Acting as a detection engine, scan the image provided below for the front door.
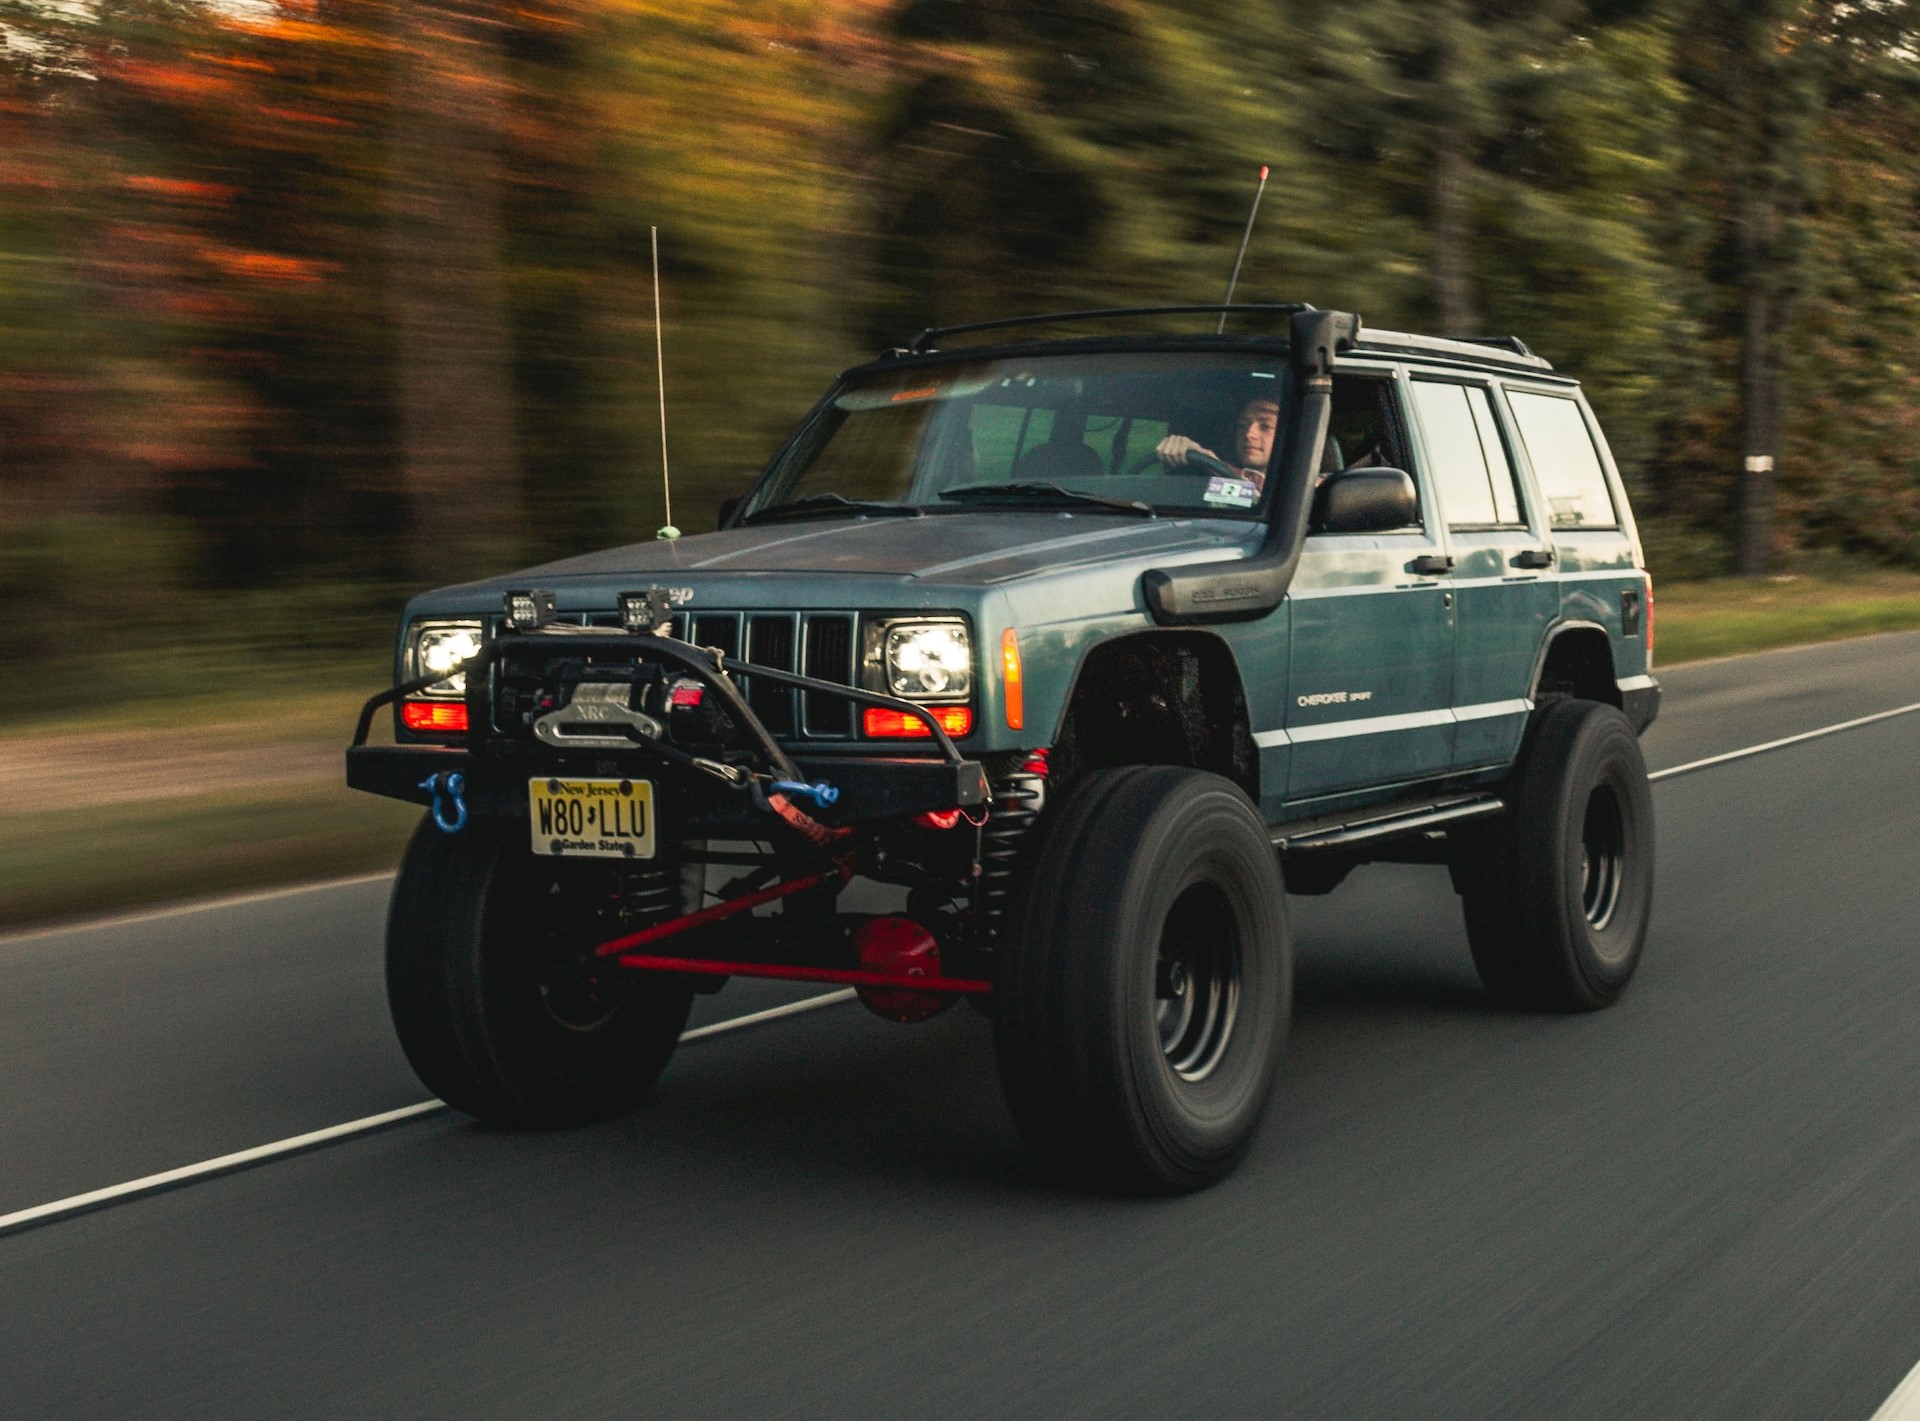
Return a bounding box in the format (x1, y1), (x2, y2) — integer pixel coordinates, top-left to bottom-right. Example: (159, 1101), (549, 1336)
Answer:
(1283, 370), (1455, 804)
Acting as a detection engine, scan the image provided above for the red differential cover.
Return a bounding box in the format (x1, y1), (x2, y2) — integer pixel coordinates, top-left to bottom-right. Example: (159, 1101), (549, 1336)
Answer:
(853, 917), (951, 1024)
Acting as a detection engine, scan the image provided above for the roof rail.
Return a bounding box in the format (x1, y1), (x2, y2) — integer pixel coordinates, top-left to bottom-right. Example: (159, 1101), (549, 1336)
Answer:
(1458, 335), (1537, 359)
(899, 303), (1317, 356)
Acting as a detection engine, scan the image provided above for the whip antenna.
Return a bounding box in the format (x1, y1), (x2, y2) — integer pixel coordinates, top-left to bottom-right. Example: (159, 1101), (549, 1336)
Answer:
(1217, 165), (1270, 333)
(651, 225), (679, 540)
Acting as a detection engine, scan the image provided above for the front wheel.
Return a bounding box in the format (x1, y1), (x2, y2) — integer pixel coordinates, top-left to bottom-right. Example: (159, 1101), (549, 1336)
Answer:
(1454, 699), (1655, 1011)
(994, 766), (1292, 1194)
(386, 818), (694, 1126)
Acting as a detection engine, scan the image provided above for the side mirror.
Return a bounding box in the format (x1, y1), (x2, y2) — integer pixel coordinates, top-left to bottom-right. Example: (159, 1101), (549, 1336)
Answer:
(1312, 468), (1418, 535)
(717, 494), (745, 530)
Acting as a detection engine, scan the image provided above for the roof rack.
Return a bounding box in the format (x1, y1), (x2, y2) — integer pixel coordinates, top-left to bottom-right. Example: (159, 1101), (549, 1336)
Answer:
(899, 303), (1317, 356)
(1352, 327), (1555, 372)
(1459, 335), (1538, 359)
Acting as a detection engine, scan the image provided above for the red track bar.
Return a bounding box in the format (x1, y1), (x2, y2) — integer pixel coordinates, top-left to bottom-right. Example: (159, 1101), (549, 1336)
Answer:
(613, 952), (992, 995)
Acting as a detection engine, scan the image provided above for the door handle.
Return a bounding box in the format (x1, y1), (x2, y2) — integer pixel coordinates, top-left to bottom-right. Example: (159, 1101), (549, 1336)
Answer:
(1408, 555), (1454, 576)
(1511, 548), (1556, 570)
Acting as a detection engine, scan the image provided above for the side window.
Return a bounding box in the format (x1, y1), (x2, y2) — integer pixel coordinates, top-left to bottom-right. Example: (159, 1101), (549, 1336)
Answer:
(1505, 391), (1618, 529)
(1322, 372), (1420, 527)
(1411, 380), (1524, 528)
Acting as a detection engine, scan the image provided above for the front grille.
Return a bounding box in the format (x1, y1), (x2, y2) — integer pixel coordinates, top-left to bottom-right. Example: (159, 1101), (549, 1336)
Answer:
(668, 610), (859, 742)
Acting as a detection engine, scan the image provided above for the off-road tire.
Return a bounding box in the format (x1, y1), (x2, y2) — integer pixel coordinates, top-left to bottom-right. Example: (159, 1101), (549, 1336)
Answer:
(994, 766), (1291, 1194)
(386, 817), (693, 1126)
(1454, 699), (1655, 1012)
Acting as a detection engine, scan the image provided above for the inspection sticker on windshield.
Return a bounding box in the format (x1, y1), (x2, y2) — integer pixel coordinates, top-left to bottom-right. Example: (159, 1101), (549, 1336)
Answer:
(1203, 475), (1260, 509)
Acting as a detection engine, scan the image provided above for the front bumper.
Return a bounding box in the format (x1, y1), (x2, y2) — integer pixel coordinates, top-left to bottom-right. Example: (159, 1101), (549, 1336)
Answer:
(347, 744), (987, 827)
(347, 626), (990, 829)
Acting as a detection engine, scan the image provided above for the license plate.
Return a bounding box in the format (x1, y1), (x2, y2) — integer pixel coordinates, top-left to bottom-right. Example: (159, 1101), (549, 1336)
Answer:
(528, 777), (655, 859)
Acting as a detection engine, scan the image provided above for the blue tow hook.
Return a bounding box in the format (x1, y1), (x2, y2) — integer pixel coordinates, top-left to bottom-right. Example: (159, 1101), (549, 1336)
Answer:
(769, 779), (839, 808)
(419, 771), (469, 833)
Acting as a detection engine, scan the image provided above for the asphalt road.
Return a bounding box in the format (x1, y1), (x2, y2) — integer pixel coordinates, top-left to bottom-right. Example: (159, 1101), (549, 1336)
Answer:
(5, 632), (1920, 1419)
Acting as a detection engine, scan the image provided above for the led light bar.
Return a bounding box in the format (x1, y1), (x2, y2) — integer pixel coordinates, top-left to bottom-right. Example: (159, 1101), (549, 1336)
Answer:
(502, 589), (556, 631)
(618, 588), (674, 634)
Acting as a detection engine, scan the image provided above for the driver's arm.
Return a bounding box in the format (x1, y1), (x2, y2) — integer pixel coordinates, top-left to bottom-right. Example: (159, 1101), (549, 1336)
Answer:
(1155, 434), (1220, 469)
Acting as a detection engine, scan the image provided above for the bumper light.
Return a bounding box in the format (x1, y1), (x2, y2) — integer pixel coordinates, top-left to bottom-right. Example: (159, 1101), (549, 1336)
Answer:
(403, 700), (469, 734)
(864, 705), (971, 739)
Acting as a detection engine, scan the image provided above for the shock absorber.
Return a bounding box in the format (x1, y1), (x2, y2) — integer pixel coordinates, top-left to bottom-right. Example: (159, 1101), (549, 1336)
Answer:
(974, 751), (1049, 944)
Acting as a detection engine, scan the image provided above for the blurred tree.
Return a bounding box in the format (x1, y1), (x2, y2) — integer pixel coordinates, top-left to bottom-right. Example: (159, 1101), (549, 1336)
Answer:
(1671, 0), (1920, 573)
(387, 0), (523, 584)
(4, 0), (1920, 714)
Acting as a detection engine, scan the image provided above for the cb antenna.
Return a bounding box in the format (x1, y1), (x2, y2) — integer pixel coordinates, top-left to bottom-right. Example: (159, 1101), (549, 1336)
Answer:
(1216, 164), (1270, 334)
(651, 225), (679, 540)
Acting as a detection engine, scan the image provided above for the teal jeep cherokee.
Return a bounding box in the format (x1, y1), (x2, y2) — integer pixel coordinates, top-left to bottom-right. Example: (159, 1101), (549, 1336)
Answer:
(348, 305), (1658, 1194)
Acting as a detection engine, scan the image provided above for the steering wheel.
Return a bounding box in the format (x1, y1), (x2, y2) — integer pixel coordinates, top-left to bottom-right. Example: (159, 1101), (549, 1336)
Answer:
(1124, 448), (1241, 479)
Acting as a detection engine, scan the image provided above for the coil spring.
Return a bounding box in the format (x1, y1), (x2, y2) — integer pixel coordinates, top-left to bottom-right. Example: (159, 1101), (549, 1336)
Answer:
(617, 860), (683, 926)
(975, 770), (1046, 944)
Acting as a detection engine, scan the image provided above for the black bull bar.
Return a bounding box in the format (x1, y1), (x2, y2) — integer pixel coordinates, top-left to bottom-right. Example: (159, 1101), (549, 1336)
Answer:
(345, 628), (991, 827)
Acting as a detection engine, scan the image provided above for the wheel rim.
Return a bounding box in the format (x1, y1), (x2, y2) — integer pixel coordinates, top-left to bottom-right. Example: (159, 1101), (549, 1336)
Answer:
(1154, 882), (1242, 1083)
(1580, 784), (1626, 935)
(529, 874), (626, 1033)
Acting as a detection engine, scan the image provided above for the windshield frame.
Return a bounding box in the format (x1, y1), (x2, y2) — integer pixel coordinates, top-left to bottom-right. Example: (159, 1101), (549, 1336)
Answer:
(737, 340), (1299, 526)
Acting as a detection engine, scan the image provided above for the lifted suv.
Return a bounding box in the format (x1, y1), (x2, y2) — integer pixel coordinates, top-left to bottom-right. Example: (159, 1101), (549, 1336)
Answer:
(349, 305), (1658, 1194)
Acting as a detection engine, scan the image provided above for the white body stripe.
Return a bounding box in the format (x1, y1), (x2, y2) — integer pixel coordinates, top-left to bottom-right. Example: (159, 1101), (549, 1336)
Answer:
(1256, 698), (1532, 747)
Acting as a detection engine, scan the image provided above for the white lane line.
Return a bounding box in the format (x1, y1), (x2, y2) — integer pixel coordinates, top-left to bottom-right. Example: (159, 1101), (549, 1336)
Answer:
(0, 1102), (444, 1237)
(681, 987), (856, 1041)
(0, 988), (856, 1240)
(1871, 1356), (1920, 1421)
(1648, 701), (1920, 784)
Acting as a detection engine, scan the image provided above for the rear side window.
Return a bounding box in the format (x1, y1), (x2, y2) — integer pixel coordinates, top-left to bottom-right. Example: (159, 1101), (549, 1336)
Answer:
(1506, 391), (1618, 529)
(1410, 380), (1523, 527)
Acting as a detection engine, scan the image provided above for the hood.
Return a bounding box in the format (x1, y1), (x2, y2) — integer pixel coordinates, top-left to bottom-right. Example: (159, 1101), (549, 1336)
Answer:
(498, 512), (1259, 590)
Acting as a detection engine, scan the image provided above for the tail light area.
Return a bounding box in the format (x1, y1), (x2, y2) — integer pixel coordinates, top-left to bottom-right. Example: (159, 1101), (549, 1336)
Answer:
(1645, 573), (1656, 664)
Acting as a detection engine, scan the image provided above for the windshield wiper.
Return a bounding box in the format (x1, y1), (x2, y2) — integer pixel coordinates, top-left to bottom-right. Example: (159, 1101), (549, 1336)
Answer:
(744, 492), (925, 523)
(937, 482), (1156, 517)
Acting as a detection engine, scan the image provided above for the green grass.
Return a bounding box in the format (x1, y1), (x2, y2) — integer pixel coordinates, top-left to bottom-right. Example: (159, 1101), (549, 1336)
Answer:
(0, 782), (419, 932)
(1654, 572), (1920, 665)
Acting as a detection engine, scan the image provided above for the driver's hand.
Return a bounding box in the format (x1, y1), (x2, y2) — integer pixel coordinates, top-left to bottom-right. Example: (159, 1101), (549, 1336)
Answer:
(1155, 435), (1216, 469)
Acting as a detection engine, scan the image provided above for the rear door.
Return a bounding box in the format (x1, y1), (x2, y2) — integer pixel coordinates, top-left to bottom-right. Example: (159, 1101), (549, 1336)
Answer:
(1283, 367), (1456, 804)
(1406, 374), (1556, 770)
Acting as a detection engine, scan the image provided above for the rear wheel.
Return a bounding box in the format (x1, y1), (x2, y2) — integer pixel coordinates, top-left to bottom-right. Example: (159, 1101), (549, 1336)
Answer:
(994, 766), (1291, 1194)
(386, 818), (693, 1126)
(1454, 699), (1655, 1011)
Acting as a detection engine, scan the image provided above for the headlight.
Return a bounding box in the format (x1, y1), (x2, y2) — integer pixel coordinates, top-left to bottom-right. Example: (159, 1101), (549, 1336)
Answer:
(884, 621), (972, 700)
(411, 621), (484, 697)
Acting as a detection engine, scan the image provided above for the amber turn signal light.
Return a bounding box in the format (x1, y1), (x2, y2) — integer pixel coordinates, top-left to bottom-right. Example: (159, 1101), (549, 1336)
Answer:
(1001, 628), (1024, 731)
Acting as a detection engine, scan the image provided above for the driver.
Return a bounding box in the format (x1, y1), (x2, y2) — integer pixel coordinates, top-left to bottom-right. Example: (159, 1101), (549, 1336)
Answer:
(1154, 396), (1280, 490)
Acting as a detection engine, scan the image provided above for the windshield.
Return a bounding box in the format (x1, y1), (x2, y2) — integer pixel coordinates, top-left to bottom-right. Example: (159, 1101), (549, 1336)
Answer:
(745, 353), (1293, 521)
